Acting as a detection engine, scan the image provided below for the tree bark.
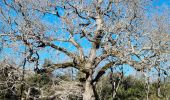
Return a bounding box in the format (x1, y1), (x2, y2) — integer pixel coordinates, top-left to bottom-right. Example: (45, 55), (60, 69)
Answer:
(83, 72), (98, 100)
(83, 81), (95, 100)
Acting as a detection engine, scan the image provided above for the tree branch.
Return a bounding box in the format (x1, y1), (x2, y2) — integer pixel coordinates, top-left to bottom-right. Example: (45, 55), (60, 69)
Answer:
(67, 2), (89, 20)
(95, 50), (122, 66)
(45, 42), (77, 59)
(51, 62), (79, 69)
(92, 62), (115, 83)
(69, 37), (84, 61)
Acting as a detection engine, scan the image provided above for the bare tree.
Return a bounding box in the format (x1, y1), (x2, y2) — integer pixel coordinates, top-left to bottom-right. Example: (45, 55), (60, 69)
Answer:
(0, 0), (154, 100)
(136, 6), (170, 99)
(151, 14), (170, 98)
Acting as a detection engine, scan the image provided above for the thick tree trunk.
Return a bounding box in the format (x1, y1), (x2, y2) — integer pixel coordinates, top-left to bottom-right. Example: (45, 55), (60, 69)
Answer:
(83, 74), (98, 100)
(83, 81), (95, 100)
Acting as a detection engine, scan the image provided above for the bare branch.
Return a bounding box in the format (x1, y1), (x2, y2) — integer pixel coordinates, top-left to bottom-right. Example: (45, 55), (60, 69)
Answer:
(51, 62), (78, 69)
(45, 42), (77, 59)
(92, 62), (115, 83)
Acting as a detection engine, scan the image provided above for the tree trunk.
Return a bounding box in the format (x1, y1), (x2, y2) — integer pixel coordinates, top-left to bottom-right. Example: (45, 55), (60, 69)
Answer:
(83, 81), (95, 100)
(83, 74), (97, 100)
(157, 67), (161, 98)
(112, 85), (117, 98)
(146, 77), (150, 100)
(110, 66), (123, 99)
(110, 67), (117, 99)
(144, 69), (150, 100)
(146, 72), (150, 100)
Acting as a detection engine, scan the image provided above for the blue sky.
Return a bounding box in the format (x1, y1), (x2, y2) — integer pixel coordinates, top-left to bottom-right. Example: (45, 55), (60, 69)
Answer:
(0, 0), (170, 76)
(154, 0), (170, 6)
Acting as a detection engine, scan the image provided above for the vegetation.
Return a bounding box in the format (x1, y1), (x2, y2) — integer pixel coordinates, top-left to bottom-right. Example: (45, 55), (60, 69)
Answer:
(0, 61), (170, 100)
